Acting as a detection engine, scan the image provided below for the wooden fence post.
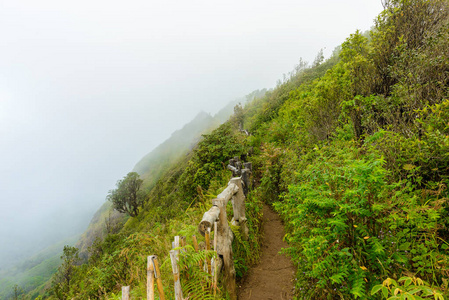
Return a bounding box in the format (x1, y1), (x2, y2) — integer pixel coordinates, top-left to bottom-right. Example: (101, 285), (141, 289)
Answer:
(195, 171), (252, 300)
(217, 199), (237, 300)
(169, 250), (183, 300)
(122, 286), (130, 300)
(229, 178), (249, 240)
(213, 221), (219, 296)
(147, 256), (155, 300)
(243, 162), (252, 171)
(152, 256), (166, 300)
(242, 162), (252, 196)
(205, 229), (212, 274)
(228, 158), (241, 176)
(173, 236), (180, 252)
(241, 169), (250, 196)
(192, 235), (199, 252)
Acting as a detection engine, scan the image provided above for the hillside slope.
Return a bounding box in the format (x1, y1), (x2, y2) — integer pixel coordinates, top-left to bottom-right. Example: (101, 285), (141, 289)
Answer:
(0, 235), (79, 300)
(18, 1), (449, 299)
(5, 99), (247, 299)
(133, 111), (216, 188)
(74, 101), (244, 261)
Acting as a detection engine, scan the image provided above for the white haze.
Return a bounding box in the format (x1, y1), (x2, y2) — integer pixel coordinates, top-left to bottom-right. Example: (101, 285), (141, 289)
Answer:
(0, 0), (383, 268)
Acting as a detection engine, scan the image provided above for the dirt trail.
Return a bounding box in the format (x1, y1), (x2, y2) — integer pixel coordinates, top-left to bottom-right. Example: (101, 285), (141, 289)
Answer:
(237, 203), (295, 300)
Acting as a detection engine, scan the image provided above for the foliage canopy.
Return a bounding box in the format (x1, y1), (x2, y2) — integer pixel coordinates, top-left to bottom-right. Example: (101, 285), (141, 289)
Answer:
(107, 172), (145, 217)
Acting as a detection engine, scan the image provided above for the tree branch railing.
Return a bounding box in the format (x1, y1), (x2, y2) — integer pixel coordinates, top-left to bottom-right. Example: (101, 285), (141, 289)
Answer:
(121, 158), (252, 300)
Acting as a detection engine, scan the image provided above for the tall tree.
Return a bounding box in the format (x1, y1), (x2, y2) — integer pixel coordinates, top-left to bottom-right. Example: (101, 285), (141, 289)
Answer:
(50, 245), (79, 299)
(107, 172), (145, 217)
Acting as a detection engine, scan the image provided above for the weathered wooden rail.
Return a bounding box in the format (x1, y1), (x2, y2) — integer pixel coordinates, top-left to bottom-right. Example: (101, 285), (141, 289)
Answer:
(121, 157), (252, 300)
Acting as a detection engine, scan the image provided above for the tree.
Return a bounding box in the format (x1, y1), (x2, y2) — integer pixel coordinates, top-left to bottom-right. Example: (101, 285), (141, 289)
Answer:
(107, 172), (145, 217)
(11, 284), (24, 300)
(50, 245), (79, 299)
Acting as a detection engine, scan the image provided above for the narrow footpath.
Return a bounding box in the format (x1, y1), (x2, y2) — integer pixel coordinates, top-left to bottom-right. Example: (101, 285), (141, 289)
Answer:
(237, 203), (295, 300)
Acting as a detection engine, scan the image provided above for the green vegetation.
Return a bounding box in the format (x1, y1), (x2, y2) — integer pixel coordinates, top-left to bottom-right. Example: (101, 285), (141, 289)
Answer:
(133, 111), (217, 191)
(107, 172), (145, 217)
(10, 0), (449, 298)
(240, 0), (449, 298)
(49, 246), (80, 299)
(0, 234), (79, 300)
(28, 107), (261, 299)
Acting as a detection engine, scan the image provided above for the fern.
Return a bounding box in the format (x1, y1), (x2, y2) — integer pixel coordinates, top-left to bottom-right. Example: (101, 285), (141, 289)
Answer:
(350, 271), (366, 299)
(177, 246), (219, 300)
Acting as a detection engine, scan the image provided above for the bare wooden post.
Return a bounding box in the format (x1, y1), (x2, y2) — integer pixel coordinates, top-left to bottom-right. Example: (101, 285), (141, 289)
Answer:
(180, 236), (186, 255)
(234, 156), (242, 174)
(229, 158), (236, 167)
(169, 250), (183, 300)
(228, 158), (241, 176)
(173, 236), (180, 249)
(242, 162), (252, 196)
(227, 164), (240, 176)
(230, 178), (249, 240)
(241, 169), (250, 196)
(147, 256), (155, 300)
(192, 235), (199, 252)
(205, 229), (212, 274)
(216, 199), (237, 300)
(236, 161), (242, 173)
(122, 286), (130, 300)
(213, 221), (218, 297)
(153, 256), (166, 300)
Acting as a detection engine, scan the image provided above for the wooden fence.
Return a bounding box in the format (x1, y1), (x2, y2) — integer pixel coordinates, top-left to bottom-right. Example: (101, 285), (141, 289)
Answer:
(121, 157), (252, 300)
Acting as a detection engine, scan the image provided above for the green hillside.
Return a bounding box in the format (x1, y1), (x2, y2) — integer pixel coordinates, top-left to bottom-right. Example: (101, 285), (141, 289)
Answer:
(0, 234), (79, 300)
(133, 111), (217, 189)
(74, 101), (245, 262)
(13, 0), (449, 299)
(1, 101), (243, 299)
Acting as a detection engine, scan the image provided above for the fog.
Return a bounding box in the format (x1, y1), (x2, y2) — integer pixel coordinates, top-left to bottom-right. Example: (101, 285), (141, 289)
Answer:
(0, 0), (383, 268)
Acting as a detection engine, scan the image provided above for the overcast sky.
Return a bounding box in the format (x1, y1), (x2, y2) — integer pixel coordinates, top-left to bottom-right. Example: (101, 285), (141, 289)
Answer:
(0, 0), (383, 267)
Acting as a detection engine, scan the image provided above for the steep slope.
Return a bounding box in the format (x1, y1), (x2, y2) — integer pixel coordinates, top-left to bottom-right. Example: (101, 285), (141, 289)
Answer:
(7, 100), (245, 299)
(0, 235), (79, 300)
(23, 2), (449, 299)
(133, 111), (216, 189)
(75, 103), (240, 259)
(238, 1), (449, 298)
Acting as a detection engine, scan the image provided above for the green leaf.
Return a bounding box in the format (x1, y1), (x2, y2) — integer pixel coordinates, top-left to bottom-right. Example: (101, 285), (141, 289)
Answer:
(435, 293), (444, 300)
(383, 286), (389, 298)
(399, 243), (411, 251)
(404, 278), (412, 287)
(408, 288), (422, 295)
(421, 287), (433, 296)
(372, 284), (383, 295)
(403, 164), (416, 170)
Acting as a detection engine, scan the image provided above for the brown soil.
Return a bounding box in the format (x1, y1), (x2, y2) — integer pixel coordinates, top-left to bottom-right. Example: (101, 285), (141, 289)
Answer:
(237, 203), (295, 300)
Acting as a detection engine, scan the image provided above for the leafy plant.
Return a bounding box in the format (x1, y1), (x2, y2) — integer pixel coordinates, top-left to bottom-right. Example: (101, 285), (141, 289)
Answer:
(371, 276), (445, 300)
(107, 172), (145, 217)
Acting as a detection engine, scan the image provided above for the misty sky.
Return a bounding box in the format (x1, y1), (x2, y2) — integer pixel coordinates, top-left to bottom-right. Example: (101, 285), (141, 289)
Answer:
(0, 0), (383, 267)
